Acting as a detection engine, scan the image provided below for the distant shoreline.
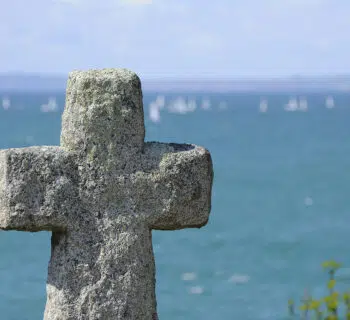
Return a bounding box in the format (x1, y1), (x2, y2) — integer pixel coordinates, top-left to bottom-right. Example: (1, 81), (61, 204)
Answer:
(0, 74), (349, 93)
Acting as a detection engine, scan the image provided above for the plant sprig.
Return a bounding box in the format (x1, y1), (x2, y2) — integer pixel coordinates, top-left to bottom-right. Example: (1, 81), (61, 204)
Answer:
(288, 260), (350, 320)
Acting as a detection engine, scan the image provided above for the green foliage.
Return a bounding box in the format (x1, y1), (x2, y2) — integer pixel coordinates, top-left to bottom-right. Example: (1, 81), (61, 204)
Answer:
(288, 260), (350, 320)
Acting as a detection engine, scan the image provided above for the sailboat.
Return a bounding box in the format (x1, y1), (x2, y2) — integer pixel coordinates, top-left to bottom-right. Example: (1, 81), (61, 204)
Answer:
(187, 98), (197, 112)
(259, 99), (268, 113)
(325, 96), (335, 109)
(40, 97), (58, 112)
(298, 97), (308, 111)
(148, 95), (167, 123)
(149, 102), (161, 123)
(284, 97), (298, 112)
(201, 98), (211, 110)
(2, 96), (10, 110)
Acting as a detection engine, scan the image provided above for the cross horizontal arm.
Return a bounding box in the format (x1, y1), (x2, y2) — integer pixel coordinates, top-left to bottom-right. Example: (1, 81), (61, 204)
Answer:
(132, 142), (213, 230)
(0, 146), (78, 231)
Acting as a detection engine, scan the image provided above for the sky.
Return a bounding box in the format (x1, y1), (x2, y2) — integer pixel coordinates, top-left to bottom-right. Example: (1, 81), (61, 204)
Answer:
(1, 0), (350, 78)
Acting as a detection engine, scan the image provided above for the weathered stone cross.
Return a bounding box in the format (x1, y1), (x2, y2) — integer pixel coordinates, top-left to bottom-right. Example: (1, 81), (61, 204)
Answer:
(0, 69), (213, 320)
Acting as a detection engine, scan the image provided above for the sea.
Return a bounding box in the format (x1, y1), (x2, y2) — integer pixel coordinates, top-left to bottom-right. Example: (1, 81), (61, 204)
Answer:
(0, 91), (349, 320)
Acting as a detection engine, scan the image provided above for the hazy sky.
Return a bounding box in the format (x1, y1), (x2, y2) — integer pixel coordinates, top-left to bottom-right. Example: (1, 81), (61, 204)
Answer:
(1, 0), (349, 78)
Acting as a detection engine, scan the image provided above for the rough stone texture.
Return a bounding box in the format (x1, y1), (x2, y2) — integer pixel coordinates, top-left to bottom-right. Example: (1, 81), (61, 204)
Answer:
(0, 68), (213, 320)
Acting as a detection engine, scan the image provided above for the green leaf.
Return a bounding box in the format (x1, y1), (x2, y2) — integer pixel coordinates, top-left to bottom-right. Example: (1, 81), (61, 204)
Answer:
(322, 260), (342, 270)
(309, 299), (321, 310)
(328, 279), (336, 290)
(299, 304), (309, 311)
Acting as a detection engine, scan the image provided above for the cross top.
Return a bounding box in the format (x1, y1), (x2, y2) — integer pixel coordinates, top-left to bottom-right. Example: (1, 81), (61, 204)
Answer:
(0, 69), (213, 319)
(61, 69), (145, 169)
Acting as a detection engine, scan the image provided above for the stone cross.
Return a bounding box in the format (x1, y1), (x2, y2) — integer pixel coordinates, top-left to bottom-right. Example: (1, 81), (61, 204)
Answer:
(0, 69), (213, 320)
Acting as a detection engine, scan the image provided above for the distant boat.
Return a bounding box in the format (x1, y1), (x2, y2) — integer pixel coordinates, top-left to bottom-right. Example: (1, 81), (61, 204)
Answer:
(148, 95), (166, 123)
(201, 98), (211, 110)
(1, 97), (10, 110)
(168, 97), (194, 114)
(325, 96), (335, 109)
(40, 97), (58, 112)
(187, 98), (197, 112)
(284, 97), (298, 112)
(259, 99), (268, 113)
(298, 97), (308, 111)
(149, 102), (161, 123)
(154, 95), (165, 109)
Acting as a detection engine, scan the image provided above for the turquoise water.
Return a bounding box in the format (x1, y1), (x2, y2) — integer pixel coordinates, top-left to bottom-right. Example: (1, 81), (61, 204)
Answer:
(0, 92), (350, 319)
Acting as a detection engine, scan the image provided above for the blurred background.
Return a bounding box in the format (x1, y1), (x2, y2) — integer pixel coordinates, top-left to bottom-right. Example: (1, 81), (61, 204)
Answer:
(0, 1), (350, 319)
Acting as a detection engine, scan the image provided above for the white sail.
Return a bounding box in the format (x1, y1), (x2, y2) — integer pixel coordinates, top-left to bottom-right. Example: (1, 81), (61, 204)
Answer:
(298, 97), (308, 111)
(41, 97), (58, 112)
(154, 95), (165, 109)
(259, 99), (268, 113)
(149, 102), (161, 123)
(325, 96), (335, 109)
(187, 98), (197, 112)
(2, 97), (10, 110)
(284, 97), (298, 112)
(168, 97), (197, 114)
(201, 98), (211, 110)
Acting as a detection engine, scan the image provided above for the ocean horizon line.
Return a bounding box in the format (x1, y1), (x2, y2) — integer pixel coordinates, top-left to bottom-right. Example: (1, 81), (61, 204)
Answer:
(0, 73), (350, 93)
